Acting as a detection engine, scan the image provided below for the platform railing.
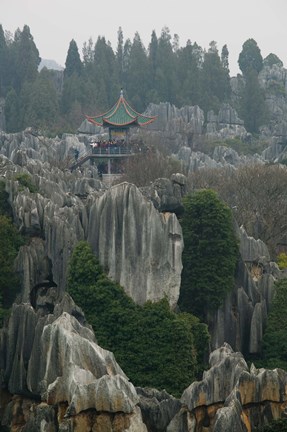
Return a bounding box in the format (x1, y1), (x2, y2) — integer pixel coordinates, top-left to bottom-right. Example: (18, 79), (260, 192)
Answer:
(89, 145), (133, 155)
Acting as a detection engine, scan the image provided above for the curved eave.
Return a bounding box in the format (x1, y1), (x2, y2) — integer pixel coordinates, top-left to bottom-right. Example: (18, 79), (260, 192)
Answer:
(85, 115), (103, 127)
(138, 116), (157, 126)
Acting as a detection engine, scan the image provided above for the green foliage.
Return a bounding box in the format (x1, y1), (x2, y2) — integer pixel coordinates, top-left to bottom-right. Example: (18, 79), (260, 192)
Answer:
(14, 173), (38, 193)
(260, 279), (287, 368)
(239, 69), (268, 133)
(11, 25), (41, 93)
(263, 53), (283, 68)
(0, 181), (12, 217)
(238, 38), (263, 75)
(19, 68), (60, 130)
(254, 418), (287, 432)
(179, 189), (239, 320)
(277, 253), (287, 270)
(199, 41), (231, 114)
(68, 241), (210, 397)
(4, 87), (19, 132)
(0, 215), (24, 323)
(64, 39), (82, 79)
(221, 137), (268, 156)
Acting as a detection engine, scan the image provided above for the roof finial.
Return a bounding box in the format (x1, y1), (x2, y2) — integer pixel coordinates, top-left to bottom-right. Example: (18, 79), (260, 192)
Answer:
(120, 88), (124, 98)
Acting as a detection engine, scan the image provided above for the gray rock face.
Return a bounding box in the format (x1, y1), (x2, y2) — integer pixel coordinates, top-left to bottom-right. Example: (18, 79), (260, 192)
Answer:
(0, 296), (147, 430)
(87, 182), (183, 307)
(136, 387), (181, 432)
(0, 131), (183, 307)
(140, 175), (186, 216)
(206, 104), (249, 141)
(177, 145), (264, 174)
(140, 102), (205, 152)
(208, 226), (277, 356)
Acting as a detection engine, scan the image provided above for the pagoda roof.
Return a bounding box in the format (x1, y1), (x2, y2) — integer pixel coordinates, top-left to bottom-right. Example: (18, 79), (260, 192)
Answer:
(86, 91), (157, 128)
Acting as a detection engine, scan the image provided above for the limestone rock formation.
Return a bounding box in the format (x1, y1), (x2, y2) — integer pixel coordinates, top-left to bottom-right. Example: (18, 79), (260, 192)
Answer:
(206, 103), (249, 141)
(136, 387), (181, 432)
(168, 343), (287, 432)
(140, 174), (186, 216)
(141, 102), (205, 152)
(0, 131), (183, 307)
(0, 295), (148, 431)
(208, 226), (278, 356)
(87, 182), (183, 307)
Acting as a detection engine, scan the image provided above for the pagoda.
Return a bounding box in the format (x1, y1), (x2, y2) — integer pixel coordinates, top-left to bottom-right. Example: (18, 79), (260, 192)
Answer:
(72, 91), (157, 182)
(85, 89), (157, 141)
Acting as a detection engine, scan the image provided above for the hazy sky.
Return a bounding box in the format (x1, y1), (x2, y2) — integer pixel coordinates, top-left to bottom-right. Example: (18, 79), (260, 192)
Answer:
(1, 0), (286, 76)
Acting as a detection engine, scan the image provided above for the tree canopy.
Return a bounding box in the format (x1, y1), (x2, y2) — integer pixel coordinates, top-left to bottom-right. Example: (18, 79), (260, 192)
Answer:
(179, 189), (239, 320)
(0, 23), (280, 137)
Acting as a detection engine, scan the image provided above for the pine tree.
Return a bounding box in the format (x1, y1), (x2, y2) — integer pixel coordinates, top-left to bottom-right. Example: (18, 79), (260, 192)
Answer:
(64, 39), (82, 79)
(177, 41), (201, 106)
(125, 32), (150, 111)
(12, 25), (40, 92)
(199, 41), (231, 114)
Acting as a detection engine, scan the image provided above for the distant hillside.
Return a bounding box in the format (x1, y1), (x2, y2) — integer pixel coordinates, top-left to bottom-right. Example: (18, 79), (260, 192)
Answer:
(38, 58), (64, 71)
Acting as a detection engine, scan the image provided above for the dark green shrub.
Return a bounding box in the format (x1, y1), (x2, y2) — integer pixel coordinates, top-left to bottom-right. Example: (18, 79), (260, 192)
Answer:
(14, 173), (38, 193)
(0, 215), (24, 325)
(67, 241), (210, 397)
(179, 189), (239, 320)
(0, 181), (12, 217)
(260, 279), (287, 368)
(254, 418), (287, 431)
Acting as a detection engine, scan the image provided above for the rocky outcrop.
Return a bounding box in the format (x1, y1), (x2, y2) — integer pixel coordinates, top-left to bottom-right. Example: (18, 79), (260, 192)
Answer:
(176, 145), (264, 174)
(206, 104), (249, 141)
(140, 174), (186, 216)
(87, 182), (183, 307)
(0, 131), (183, 307)
(136, 387), (181, 432)
(0, 295), (148, 431)
(138, 102), (205, 152)
(259, 63), (287, 141)
(168, 343), (287, 432)
(208, 226), (278, 355)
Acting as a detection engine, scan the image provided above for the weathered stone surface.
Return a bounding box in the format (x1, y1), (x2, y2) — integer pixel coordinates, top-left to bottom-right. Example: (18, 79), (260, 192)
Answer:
(178, 343), (287, 432)
(140, 175), (186, 216)
(136, 387), (181, 432)
(87, 182), (183, 307)
(1, 131), (183, 307)
(1, 298), (147, 430)
(206, 104), (249, 141)
(238, 225), (270, 262)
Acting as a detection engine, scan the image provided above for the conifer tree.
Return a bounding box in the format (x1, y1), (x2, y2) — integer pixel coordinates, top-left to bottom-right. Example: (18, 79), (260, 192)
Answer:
(64, 39), (83, 78)
(0, 25), (8, 97)
(12, 25), (40, 92)
(238, 38), (263, 76)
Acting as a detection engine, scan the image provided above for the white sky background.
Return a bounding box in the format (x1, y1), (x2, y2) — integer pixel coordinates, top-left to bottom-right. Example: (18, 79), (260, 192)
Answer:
(1, 0), (286, 77)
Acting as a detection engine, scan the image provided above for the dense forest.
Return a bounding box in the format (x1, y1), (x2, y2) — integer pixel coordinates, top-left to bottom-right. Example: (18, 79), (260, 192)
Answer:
(0, 24), (283, 135)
